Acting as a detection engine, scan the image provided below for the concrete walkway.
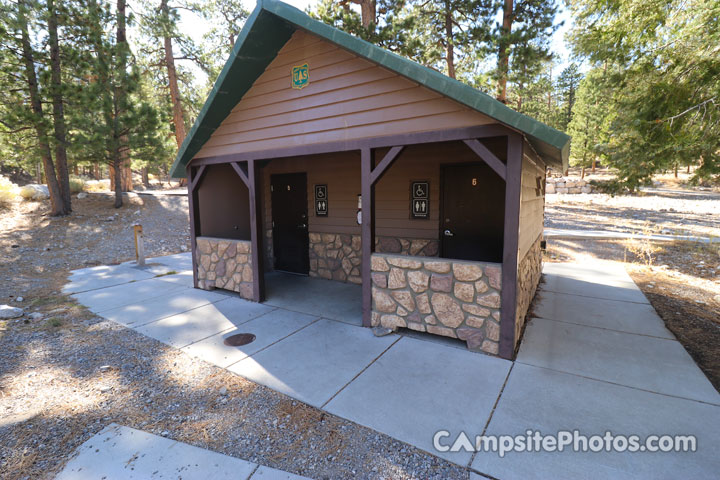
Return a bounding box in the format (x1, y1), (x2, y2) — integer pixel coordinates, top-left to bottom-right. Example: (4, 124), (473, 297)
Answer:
(65, 253), (720, 478)
(544, 227), (719, 244)
(55, 424), (309, 480)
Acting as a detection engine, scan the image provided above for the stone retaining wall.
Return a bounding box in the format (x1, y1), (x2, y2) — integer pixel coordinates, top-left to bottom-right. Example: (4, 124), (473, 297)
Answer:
(196, 237), (253, 300)
(371, 253), (502, 355)
(546, 176), (595, 194)
(515, 236), (543, 346)
(308, 233), (439, 284)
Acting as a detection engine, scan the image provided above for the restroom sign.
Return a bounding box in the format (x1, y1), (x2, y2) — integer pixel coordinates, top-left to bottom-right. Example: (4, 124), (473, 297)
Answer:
(411, 181), (429, 219)
(315, 184), (328, 216)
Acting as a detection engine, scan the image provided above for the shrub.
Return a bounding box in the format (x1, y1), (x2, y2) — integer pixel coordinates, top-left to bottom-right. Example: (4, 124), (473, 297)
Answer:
(84, 179), (110, 192)
(0, 175), (19, 207)
(69, 177), (85, 194)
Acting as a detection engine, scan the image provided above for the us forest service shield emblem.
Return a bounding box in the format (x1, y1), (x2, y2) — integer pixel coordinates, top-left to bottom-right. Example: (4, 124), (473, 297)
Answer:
(292, 63), (309, 89)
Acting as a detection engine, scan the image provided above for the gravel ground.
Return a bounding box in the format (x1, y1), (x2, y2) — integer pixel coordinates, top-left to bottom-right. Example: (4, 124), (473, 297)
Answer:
(0, 192), (469, 480)
(0, 192), (190, 300)
(1, 184), (717, 479)
(545, 187), (720, 238)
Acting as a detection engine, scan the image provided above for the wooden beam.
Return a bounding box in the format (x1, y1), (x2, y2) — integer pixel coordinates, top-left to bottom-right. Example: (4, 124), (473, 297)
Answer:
(247, 160), (264, 302)
(189, 164), (206, 192)
(190, 124), (513, 168)
(370, 146), (404, 185)
(186, 165), (200, 289)
(463, 139), (506, 181)
(499, 133), (523, 360)
(230, 161), (250, 187)
(360, 147), (374, 328)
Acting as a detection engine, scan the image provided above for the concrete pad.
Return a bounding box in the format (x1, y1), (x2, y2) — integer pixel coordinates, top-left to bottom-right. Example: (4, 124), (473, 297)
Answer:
(532, 290), (674, 338)
(264, 273), (362, 325)
(228, 319), (396, 407)
(153, 270), (194, 287)
(72, 278), (188, 314)
(325, 337), (511, 465)
(55, 424), (256, 480)
(541, 262), (649, 304)
(121, 252), (193, 273)
(63, 264), (157, 294)
(102, 288), (232, 328)
(250, 466), (311, 480)
(518, 317), (720, 404)
(182, 309), (318, 368)
(135, 299), (275, 348)
(472, 364), (720, 480)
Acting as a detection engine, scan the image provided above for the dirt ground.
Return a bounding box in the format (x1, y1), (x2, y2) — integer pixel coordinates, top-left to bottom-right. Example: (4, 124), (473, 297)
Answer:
(0, 192), (467, 480)
(1, 181), (718, 478)
(0, 192), (190, 300)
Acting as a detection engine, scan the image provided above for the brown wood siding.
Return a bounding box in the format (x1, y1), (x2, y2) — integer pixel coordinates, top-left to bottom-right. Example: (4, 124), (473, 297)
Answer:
(261, 141), (498, 241)
(197, 164), (251, 240)
(195, 29), (494, 159)
(517, 148), (546, 258)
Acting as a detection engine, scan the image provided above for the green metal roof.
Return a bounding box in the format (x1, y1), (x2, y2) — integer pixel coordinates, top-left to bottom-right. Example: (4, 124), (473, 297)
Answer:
(169, 0), (570, 178)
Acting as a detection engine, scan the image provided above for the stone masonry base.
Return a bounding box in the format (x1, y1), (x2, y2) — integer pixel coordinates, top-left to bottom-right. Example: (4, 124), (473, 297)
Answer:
(371, 253), (502, 355)
(515, 236), (543, 346)
(308, 233), (440, 284)
(196, 237), (253, 300)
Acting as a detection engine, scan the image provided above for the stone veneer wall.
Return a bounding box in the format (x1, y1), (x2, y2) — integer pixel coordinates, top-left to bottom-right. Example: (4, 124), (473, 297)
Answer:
(514, 235), (543, 346)
(371, 253), (502, 355)
(309, 233), (363, 284)
(196, 236), (253, 300)
(308, 233), (440, 284)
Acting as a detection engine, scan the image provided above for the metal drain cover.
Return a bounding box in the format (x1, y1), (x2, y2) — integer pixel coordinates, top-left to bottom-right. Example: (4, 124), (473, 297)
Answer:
(224, 333), (256, 347)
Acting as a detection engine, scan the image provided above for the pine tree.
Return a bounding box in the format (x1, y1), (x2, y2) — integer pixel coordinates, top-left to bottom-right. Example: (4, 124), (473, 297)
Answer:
(569, 0), (720, 187)
(567, 68), (612, 177)
(1, 0), (69, 215)
(73, 0), (162, 207)
(556, 63), (582, 131)
(496, 0), (559, 103)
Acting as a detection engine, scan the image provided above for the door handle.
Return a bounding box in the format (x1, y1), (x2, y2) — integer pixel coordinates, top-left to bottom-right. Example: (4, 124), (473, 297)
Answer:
(298, 223), (307, 229)
(444, 229), (454, 237)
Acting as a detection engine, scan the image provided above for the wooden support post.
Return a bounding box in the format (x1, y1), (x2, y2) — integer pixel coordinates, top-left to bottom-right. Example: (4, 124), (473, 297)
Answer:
(187, 164), (200, 289)
(361, 148), (374, 328)
(248, 160), (264, 302)
(499, 134), (523, 359)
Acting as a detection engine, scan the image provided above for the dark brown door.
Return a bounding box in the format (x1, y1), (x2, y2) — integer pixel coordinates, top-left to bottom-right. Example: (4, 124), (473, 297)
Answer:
(271, 173), (309, 274)
(441, 163), (505, 263)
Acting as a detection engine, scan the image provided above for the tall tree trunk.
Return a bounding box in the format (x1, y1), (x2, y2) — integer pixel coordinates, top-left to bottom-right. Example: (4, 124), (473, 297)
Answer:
(18, 2), (65, 216)
(591, 159), (596, 173)
(160, 0), (186, 150)
(142, 167), (149, 187)
(674, 163), (678, 178)
(581, 166), (585, 179)
(113, 0), (128, 208)
(47, 0), (71, 212)
(120, 133), (132, 191)
(444, 1), (455, 79)
(359, 0), (375, 28)
(113, 157), (123, 208)
(497, 0), (513, 103)
(687, 165), (690, 174)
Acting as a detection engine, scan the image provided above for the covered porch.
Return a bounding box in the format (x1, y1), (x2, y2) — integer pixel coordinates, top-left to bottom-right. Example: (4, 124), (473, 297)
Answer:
(186, 124), (528, 358)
